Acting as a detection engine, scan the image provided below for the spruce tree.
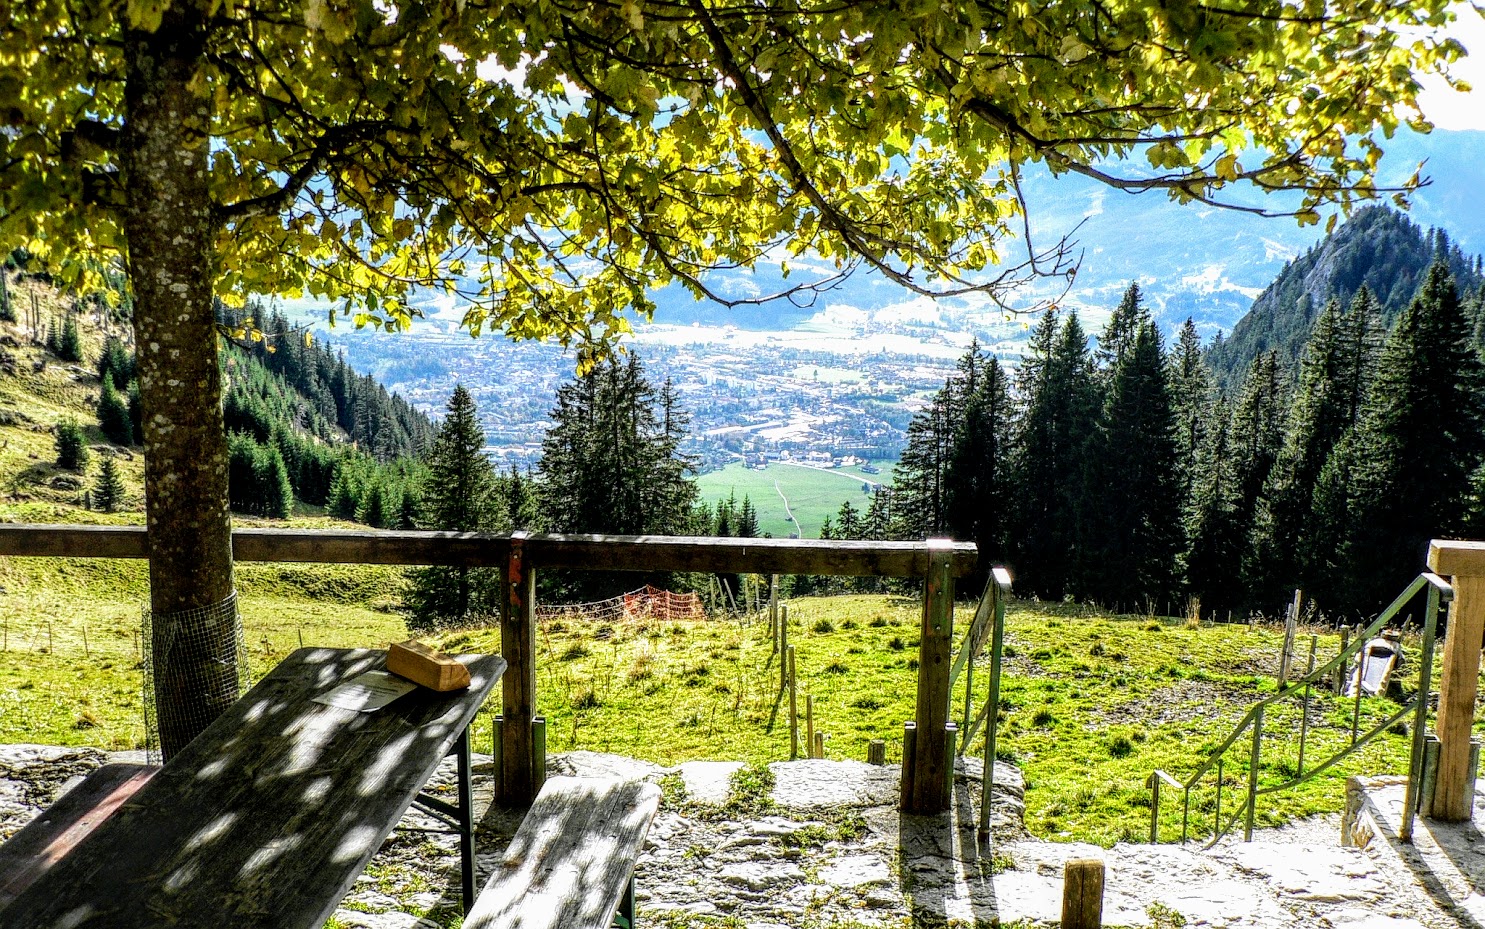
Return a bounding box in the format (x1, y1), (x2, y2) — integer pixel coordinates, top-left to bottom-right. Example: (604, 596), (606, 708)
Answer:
(1013, 310), (1099, 599)
(1085, 321), (1184, 610)
(1338, 262), (1485, 612)
(1185, 404), (1246, 616)
(57, 314), (83, 363)
(404, 385), (501, 627)
(97, 375), (133, 446)
(1224, 350), (1287, 604)
(54, 418), (88, 471)
(93, 456), (125, 512)
(1095, 282), (1147, 376)
(944, 352), (1016, 586)
(1247, 290), (1380, 603)
(536, 355), (698, 599)
(98, 336), (134, 389)
(255, 443), (294, 519)
(1168, 317), (1214, 504)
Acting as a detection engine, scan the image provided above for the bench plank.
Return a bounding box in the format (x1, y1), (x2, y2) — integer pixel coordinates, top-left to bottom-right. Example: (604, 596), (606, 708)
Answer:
(0, 648), (504, 929)
(0, 763), (159, 910)
(466, 776), (660, 929)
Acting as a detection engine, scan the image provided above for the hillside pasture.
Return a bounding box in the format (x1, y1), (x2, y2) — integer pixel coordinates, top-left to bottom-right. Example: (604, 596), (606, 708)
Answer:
(0, 558), (1446, 845)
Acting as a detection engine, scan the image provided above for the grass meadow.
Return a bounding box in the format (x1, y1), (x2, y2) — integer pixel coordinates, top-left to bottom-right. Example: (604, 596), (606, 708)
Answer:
(694, 461), (891, 538)
(0, 552), (1448, 846)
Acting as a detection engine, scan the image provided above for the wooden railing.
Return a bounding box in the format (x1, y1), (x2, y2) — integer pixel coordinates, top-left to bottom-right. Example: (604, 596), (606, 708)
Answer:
(0, 524), (977, 812)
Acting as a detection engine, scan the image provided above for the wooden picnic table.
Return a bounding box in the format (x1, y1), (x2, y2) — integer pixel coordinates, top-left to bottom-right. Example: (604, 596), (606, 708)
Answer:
(0, 646), (505, 929)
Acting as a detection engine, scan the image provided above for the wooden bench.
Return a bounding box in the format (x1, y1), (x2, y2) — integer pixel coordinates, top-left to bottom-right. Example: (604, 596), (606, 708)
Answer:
(0, 762), (159, 911)
(465, 775), (661, 929)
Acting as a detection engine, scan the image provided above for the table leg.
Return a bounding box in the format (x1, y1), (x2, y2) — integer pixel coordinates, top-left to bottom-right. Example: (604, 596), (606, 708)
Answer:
(456, 726), (475, 914)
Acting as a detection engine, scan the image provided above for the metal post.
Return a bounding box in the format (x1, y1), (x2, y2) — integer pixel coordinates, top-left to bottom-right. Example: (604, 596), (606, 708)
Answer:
(1245, 707), (1264, 841)
(979, 568), (1008, 838)
(455, 727), (475, 913)
(1403, 580), (1443, 840)
(1149, 775), (1161, 843)
(1214, 757), (1223, 838)
(769, 575), (779, 653)
(1298, 635), (1317, 776)
(1352, 650), (1365, 744)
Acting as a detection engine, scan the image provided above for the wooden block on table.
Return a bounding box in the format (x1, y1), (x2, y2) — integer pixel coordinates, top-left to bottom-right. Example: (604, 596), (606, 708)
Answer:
(388, 639), (471, 692)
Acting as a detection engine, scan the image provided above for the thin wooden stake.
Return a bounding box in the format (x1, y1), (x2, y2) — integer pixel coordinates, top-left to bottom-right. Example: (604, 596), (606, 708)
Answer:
(82, 622), (89, 658)
(814, 731), (824, 759)
(867, 739), (886, 765)
(806, 694), (816, 759)
(788, 645), (799, 759)
(1278, 589), (1301, 687)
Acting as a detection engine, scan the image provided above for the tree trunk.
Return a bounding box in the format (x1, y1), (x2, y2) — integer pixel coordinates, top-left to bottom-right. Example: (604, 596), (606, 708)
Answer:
(121, 7), (238, 759)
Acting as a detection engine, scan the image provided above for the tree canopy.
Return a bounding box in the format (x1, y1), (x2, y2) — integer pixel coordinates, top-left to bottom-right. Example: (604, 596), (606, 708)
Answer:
(1, 0), (1470, 752)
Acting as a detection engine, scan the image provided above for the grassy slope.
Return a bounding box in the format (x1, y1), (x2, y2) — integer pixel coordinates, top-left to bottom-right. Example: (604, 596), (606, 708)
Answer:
(0, 276), (1458, 846)
(694, 461), (889, 538)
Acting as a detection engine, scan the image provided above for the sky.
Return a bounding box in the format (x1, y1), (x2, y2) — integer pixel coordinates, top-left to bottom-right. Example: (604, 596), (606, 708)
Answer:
(1418, 3), (1485, 129)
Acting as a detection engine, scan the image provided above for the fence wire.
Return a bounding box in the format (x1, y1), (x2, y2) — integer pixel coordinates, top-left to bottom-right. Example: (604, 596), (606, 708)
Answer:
(142, 592), (250, 763)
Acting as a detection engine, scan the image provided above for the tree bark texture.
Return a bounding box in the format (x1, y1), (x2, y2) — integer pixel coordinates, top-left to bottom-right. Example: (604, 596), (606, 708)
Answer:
(121, 8), (239, 759)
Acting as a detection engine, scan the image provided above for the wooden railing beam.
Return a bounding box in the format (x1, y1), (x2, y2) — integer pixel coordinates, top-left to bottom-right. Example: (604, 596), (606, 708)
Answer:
(0, 525), (976, 577)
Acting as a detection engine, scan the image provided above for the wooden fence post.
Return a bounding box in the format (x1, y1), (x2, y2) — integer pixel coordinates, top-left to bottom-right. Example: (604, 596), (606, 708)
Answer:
(1427, 540), (1485, 821)
(500, 530), (537, 807)
(1062, 859), (1105, 929)
(904, 539), (954, 813)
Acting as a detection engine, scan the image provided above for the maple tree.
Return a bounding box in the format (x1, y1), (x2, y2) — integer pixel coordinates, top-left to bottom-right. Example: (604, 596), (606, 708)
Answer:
(0, 0), (1468, 752)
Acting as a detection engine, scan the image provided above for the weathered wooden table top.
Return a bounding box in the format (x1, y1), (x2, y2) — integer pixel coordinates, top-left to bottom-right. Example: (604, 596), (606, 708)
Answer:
(0, 647), (505, 929)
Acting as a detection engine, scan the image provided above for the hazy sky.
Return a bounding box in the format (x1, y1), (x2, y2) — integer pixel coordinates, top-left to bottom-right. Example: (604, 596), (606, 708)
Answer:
(1418, 4), (1485, 130)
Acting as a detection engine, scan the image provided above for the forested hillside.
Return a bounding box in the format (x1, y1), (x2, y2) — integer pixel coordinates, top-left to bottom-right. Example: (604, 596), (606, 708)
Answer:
(0, 255), (435, 525)
(1209, 207), (1484, 387)
(856, 263), (1485, 621)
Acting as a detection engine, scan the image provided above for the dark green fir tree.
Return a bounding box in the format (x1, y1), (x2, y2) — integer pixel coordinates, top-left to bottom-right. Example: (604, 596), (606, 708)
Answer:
(1085, 321), (1184, 610)
(404, 384), (501, 628)
(1338, 262), (1485, 613)
(92, 456), (126, 512)
(54, 418), (88, 471)
(97, 375), (133, 446)
(1013, 310), (1099, 599)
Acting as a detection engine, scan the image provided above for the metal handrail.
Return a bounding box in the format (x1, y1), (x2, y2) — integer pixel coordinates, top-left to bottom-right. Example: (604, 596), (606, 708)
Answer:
(950, 567), (1013, 838)
(1148, 572), (1450, 846)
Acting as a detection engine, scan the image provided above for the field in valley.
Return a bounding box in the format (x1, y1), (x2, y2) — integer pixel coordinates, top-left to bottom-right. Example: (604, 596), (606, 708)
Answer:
(694, 460), (891, 538)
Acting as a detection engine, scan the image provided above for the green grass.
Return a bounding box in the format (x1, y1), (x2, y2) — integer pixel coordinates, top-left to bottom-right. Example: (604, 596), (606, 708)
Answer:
(0, 552), (1464, 847)
(694, 461), (891, 538)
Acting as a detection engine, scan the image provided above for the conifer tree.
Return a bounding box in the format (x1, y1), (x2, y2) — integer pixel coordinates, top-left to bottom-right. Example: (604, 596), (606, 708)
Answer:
(1225, 351), (1287, 601)
(944, 353), (1016, 585)
(1085, 321), (1184, 609)
(1248, 289), (1381, 603)
(1013, 311), (1099, 599)
(1168, 318), (1214, 504)
(255, 443), (294, 519)
(93, 456), (125, 512)
(1185, 404), (1246, 615)
(97, 375), (133, 446)
(404, 385), (501, 628)
(327, 467), (361, 521)
(1096, 283), (1147, 376)
(1338, 262), (1485, 612)
(98, 336), (134, 389)
(57, 314), (83, 363)
(54, 418), (88, 471)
